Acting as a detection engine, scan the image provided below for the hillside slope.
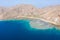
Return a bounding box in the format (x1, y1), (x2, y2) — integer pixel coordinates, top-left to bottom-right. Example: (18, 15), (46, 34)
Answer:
(0, 4), (60, 28)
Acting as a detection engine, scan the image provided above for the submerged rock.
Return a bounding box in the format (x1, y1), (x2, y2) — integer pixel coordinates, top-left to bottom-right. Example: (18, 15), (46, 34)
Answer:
(29, 19), (55, 29)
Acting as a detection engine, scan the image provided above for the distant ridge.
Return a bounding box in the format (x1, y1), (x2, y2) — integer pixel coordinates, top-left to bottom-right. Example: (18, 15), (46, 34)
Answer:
(0, 4), (60, 27)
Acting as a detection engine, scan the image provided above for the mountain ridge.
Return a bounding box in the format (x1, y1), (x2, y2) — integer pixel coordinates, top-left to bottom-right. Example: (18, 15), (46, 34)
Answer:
(0, 4), (60, 27)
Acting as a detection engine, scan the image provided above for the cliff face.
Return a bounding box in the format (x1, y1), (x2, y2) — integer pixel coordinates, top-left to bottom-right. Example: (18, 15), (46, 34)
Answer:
(0, 4), (60, 26)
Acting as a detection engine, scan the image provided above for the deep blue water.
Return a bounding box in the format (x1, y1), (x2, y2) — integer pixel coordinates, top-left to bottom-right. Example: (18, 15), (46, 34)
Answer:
(0, 20), (60, 40)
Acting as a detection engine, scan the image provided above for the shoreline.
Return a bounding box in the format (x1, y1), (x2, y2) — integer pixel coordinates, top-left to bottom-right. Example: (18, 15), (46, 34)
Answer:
(0, 17), (59, 30)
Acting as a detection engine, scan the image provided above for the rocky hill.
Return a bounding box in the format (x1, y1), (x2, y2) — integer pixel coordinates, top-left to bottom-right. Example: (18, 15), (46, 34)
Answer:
(40, 5), (60, 26)
(0, 4), (60, 27)
(3, 4), (42, 19)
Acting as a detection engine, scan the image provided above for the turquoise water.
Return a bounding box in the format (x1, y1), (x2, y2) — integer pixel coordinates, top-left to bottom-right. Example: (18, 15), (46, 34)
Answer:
(0, 19), (60, 40)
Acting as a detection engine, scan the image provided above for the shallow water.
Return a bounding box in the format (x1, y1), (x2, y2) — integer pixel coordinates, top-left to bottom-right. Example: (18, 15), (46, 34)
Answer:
(0, 19), (60, 40)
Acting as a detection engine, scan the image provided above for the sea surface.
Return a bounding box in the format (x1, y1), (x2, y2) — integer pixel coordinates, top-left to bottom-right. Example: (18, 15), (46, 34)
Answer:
(0, 19), (60, 40)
